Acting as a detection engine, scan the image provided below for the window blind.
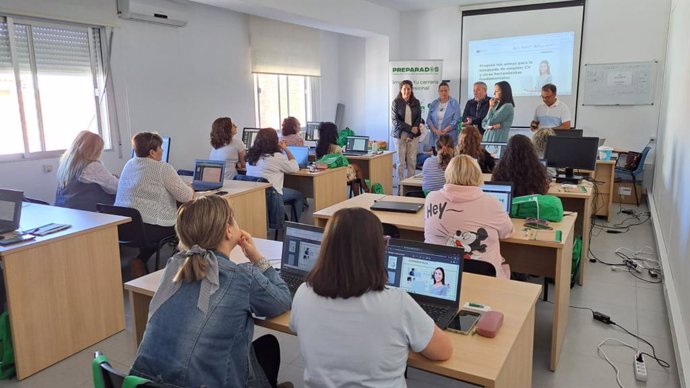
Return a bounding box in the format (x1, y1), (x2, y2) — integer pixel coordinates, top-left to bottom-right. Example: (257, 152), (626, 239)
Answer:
(249, 16), (321, 77)
(0, 0), (118, 27)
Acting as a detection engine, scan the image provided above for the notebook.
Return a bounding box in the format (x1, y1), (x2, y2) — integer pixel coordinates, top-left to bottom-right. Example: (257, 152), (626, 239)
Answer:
(280, 222), (324, 295)
(370, 200), (423, 214)
(343, 136), (369, 155)
(385, 238), (463, 329)
(481, 142), (507, 160)
(287, 146), (310, 169)
(191, 159), (225, 191)
(481, 181), (513, 213)
(0, 189), (23, 234)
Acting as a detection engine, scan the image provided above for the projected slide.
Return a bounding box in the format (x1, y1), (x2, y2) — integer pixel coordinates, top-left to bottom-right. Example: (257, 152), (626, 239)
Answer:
(468, 32), (575, 97)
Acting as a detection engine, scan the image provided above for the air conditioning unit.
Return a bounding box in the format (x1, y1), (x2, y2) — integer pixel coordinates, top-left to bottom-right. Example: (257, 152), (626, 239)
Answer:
(117, 0), (189, 27)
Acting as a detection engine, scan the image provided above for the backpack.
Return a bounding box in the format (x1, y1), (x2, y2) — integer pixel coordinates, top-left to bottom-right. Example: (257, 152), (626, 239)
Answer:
(0, 312), (15, 380)
(337, 127), (355, 147)
(317, 154), (350, 168)
(510, 194), (564, 222)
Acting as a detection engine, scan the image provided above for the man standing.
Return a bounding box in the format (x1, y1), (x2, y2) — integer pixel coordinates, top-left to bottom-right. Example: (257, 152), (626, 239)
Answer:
(462, 82), (491, 135)
(530, 84), (572, 131)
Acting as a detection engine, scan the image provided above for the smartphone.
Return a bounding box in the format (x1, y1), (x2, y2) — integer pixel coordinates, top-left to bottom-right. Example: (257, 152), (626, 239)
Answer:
(446, 309), (481, 335)
(0, 234), (35, 246)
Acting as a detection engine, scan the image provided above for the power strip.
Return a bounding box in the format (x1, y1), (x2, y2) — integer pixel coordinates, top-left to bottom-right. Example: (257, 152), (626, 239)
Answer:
(634, 353), (648, 382)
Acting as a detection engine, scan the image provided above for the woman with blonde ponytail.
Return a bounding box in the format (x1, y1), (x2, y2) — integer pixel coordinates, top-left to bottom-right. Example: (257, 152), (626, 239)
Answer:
(130, 195), (293, 388)
(421, 134), (456, 193)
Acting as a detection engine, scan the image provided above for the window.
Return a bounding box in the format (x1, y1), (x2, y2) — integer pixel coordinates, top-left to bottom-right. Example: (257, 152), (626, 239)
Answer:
(253, 73), (317, 129)
(0, 16), (110, 159)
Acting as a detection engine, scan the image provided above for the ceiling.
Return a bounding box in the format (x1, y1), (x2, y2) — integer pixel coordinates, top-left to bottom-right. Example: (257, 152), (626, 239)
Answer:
(365, 0), (503, 11)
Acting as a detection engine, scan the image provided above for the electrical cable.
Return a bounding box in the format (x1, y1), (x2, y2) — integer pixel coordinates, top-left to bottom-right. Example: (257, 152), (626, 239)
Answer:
(613, 323), (671, 369)
(597, 338), (639, 388)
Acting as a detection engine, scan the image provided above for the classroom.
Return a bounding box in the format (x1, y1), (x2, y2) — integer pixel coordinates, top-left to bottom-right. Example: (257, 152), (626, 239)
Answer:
(0, 0), (688, 387)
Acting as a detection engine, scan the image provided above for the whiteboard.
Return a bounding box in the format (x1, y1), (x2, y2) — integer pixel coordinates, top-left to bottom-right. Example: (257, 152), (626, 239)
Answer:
(582, 61), (657, 105)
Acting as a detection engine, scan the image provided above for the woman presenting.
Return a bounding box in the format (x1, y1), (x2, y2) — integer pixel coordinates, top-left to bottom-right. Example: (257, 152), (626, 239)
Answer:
(427, 82), (462, 146)
(482, 81), (515, 143)
(391, 80), (422, 186)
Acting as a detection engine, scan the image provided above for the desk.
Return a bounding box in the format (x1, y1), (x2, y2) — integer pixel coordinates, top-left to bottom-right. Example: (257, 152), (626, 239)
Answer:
(314, 194), (575, 371)
(125, 239), (541, 388)
(284, 167), (348, 212)
(400, 173), (492, 196)
(0, 204), (129, 379)
(185, 178), (271, 238)
(592, 160), (616, 221)
(345, 151), (395, 194)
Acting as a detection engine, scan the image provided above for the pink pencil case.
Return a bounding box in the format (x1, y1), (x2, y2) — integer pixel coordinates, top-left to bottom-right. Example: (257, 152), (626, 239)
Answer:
(476, 311), (503, 338)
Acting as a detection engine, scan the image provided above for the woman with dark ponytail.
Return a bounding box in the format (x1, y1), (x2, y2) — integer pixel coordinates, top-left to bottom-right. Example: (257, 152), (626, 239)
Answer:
(422, 134), (455, 193)
(130, 195), (293, 388)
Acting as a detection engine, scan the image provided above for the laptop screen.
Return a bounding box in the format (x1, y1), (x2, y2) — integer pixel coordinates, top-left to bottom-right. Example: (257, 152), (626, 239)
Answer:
(305, 122), (320, 141)
(385, 239), (463, 303)
(0, 189), (23, 233)
(281, 222), (324, 274)
(481, 181), (513, 213)
(242, 128), (260, 147)
(130, 136), (171, 163)
(193, 160), (225, 183)
(287, 146), (309, 169)
(482, 142), (507, 159)
(347, 136), (369, 152)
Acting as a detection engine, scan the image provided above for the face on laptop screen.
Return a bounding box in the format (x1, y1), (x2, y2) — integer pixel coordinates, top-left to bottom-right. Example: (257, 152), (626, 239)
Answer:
(481, 183), (512, 213)
(194, 161), (224, 183)
(347, 137), (368, 152)
(483, 143), (506, 159)
(282, 225), (324, 273)
(385, 241), (461, 302)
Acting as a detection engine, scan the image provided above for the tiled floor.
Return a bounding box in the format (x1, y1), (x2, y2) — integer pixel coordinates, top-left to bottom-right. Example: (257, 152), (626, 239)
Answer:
(1, 201), (680, 387)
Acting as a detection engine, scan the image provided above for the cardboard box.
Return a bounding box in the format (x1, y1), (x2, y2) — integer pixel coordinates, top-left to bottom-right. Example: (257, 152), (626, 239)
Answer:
(613, 181), (644, 204)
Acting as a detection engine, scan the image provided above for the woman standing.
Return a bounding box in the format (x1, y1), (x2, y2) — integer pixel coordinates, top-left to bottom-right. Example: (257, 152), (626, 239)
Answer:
(209, 117), (247, 180)
(457, 125), (495, 173)
(482, 81), (515, 143)
(55, 130), (118, 212)
(280, 117), (305, 146)
(391, 80), (422, 186)
(426, 82), (462, 146)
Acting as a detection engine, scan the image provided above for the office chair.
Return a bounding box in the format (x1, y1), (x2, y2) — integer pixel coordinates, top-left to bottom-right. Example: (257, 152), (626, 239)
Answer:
(463, 259), (497, 277)
(232, 175), (293, 240)
(176, 169), (193, 176)
(347, 178), (365, 198)
(92, 351), (160, 388)
(615, 146), (651, 206)
(96, 204), (177, 272)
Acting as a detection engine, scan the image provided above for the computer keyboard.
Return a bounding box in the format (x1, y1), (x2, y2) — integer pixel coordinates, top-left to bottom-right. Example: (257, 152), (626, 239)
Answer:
(418, 303), (451, 323)
(280, 273), (303, 295)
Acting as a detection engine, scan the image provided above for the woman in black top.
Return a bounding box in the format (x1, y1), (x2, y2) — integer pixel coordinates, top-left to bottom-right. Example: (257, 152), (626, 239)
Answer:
(491, 134), (550, 197)
(391, 80), (422, 190)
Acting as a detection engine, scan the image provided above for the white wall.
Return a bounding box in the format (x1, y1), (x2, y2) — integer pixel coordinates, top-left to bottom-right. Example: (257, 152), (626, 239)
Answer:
(337, 35), (366, 132)
(653, 0), (690, 384)
(399, 0), (669, 154)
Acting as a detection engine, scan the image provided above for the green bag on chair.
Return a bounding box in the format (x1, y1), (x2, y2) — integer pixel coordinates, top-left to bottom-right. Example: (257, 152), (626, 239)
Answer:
(371, 183), (384, 194)
(317, 153), (350, 168)
(0, 312), (14, 380)
(337, 127), (355, 147)
(510, 194), (564, 222)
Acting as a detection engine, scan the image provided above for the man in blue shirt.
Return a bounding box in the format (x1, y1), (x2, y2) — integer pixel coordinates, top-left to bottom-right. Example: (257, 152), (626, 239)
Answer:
(462, 82), (491, 135)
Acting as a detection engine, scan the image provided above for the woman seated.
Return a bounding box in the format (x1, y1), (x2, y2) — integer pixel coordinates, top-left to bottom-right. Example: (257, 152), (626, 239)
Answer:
(116, 132), (194, 277)
(246, 128), (305, 221)
(280, 116), (305, 146)
(491, 134), (550, 197)
(290, 207), (452, 387)
(457, 125), (495, 173)
(424, 155), (513, 279)
(422, 134), (455, 193)
(209, 117), (247, 179)
(55, 131), (118, 212)
(531, 127), (557, 179)
(130, 195), (292, 388)
(315, 122), (366, 193)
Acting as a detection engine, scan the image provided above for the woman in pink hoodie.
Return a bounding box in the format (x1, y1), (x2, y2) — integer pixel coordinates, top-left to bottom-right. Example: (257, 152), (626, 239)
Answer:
(424, 155), (514, 279)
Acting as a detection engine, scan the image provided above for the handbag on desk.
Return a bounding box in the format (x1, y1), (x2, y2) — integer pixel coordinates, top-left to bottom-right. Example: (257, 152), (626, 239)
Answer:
(510, 194), (564, 222)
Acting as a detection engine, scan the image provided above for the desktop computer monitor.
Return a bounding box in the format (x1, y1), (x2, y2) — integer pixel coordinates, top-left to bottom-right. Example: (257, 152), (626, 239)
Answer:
(130, 135), (171, 163)
(544, 136), (599, 184)
(242, 128), (261, 148)
(305, 122), (320, 141)
(553, 129), (583, 137)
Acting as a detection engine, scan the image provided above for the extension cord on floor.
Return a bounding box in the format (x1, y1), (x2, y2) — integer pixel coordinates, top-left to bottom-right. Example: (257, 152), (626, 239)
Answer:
(634, 353), (648, 382)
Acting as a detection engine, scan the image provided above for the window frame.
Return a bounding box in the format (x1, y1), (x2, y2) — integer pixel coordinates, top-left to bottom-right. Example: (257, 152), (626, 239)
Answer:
(253, 72), (315, 129)
(0, 15), (111, 162)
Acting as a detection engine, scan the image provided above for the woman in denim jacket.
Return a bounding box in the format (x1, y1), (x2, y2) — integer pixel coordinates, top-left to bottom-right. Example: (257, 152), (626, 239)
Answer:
(426, 82), (462, 147)
(130, 195), (292, 388)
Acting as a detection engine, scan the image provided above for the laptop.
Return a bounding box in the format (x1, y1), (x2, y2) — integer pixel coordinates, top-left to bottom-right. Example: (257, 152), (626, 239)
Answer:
(385, 238), (463, 329)
(279, 222), (324, 295)
(343, 136), (369, 155)
(287, 146), (310, 169)
(0, 189), (23, 234)
(130, 136), (171, 163)
(242, 128), (261, 148)
(191, 159), (225, 191)
(482, 142), (507, 160)
(370, 200), (423, 214)
(481, 181), (513, 213)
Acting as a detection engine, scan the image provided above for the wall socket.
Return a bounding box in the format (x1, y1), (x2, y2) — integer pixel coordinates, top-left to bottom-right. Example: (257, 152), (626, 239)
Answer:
(42, 164), (53, 173)
(618, 186), (632, 196)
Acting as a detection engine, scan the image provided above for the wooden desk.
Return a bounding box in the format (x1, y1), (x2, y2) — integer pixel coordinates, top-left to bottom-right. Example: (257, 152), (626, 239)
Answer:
(400, 173), (492, 196)
(125, 240), (541, 388)
(314, 194), (575, 371)
(0, 204), (129, 379)
(284, 167), (348, 212)
(345, 151), (395, 194)
(186, 178), (271, 238)
(592, 160), (616, 221)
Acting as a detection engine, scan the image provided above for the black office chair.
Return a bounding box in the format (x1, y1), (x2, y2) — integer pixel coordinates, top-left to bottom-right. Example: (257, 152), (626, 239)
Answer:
(404, 190), (425, 198)
(463, 259), (497, 277)
(177, 169), (193, 176)
(615, 146), (651, 206)
(92, 351), (161, 388)
(22, 197), (50, 205)
(96, 204), (177, 272)
(347, 178), (365, 198)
